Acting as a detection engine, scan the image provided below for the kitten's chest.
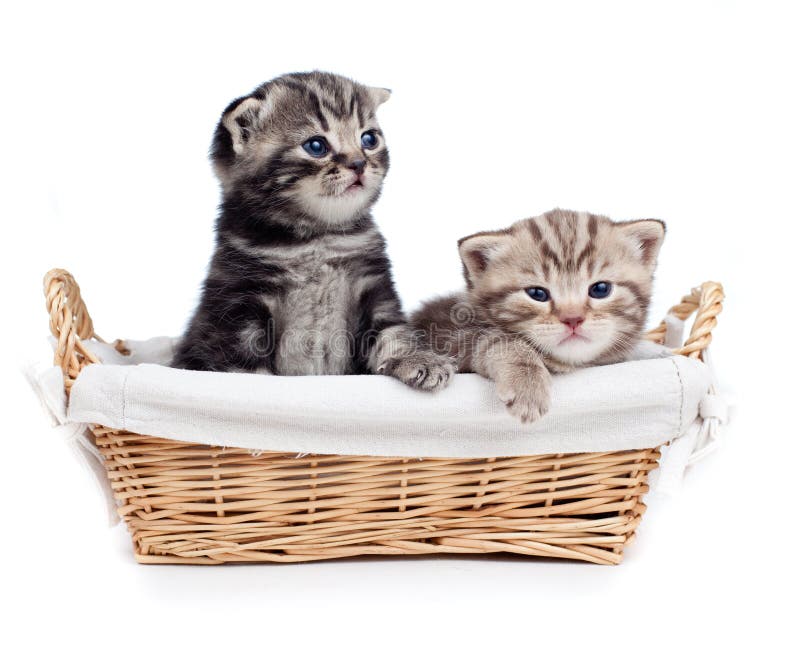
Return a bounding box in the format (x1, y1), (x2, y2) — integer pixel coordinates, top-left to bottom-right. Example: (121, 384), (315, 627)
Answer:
(273, 258), (357, 375)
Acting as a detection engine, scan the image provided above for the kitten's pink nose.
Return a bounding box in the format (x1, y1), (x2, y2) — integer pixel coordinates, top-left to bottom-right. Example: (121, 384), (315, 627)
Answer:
(561, 316), (585, 330)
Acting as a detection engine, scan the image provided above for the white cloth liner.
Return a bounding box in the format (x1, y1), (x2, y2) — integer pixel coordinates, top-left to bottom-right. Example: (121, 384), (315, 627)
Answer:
(27, 325), (729, 524)
(23, 362), (119, 524)
(68, 357), (709, 458)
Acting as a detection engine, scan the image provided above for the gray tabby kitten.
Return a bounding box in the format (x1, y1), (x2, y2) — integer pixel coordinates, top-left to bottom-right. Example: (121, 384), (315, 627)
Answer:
(411, 209), (665, 422)
(173, 72), (454, 391)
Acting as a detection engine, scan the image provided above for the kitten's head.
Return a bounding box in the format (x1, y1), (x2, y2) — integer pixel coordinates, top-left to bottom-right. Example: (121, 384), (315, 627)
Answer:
(212, 71), (391, 231)
(459, 209), (665, 367)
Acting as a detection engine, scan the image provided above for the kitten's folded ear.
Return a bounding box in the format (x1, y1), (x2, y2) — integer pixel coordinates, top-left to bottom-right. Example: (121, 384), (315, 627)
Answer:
(617, 219), (666, 268)
(221, 96), (267, 155)
(458, 230), (513, 286)
(368, 86), (392, 107)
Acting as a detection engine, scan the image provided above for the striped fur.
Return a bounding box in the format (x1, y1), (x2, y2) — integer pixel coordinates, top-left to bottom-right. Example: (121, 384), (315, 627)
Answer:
(173, 72), (454, 390)
(411, 209), (665, 422)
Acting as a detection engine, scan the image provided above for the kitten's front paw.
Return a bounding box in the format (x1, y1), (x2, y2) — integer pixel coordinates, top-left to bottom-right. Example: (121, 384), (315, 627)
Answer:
(494, 364), (551, 423)
(378, 352), (456, 392)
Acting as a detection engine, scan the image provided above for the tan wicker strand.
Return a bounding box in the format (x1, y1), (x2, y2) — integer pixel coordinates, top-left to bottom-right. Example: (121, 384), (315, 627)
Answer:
(43, 269), (723, 565)
(44, 270), (100, 390)
(644, 281), (724, 360)
(43, 269), (131, 389)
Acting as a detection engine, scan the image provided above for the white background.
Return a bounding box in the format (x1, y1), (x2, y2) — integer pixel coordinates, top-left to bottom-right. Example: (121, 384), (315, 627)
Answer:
(2, 1), (798, 655)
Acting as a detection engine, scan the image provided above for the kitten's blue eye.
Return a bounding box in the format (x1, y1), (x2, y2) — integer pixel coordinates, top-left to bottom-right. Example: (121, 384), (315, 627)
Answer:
(302, 137), (329, 157)
(588, 281), (612, 299)
(361, 131), (378, 150)
(525, 287), (550, 302)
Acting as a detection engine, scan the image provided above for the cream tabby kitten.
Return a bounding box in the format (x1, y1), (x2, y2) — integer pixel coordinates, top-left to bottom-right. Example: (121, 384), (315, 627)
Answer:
(411, 209), (665, 422)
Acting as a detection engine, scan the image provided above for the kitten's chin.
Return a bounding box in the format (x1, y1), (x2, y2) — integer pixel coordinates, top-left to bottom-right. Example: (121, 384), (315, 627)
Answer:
(529, 327), (616, 367)
(298, 183), (381, 227)
(547, 338), (608, 367)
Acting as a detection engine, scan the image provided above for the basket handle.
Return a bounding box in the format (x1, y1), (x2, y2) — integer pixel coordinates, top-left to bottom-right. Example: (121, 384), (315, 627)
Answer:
(43, 268), (109, 393)
(645, 281), (724, 361)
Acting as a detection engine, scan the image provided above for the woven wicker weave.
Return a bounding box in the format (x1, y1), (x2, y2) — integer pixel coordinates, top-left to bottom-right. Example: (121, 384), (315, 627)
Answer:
(44, 269), (723, 565)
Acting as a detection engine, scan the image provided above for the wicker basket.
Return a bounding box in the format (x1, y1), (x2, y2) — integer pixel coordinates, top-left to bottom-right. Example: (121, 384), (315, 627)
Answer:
(44, 269), (723, 565)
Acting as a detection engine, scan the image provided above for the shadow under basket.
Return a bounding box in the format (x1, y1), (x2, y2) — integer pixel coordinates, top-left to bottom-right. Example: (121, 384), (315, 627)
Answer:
(44, 270), (724, 565)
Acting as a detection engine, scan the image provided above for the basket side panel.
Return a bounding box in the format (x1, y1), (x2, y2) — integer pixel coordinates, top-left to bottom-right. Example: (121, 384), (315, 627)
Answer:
(93, 428), (659, 565)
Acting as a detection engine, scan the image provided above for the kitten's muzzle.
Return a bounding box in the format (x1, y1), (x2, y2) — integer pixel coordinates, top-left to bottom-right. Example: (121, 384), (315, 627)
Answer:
(558, 316), (590, 344)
